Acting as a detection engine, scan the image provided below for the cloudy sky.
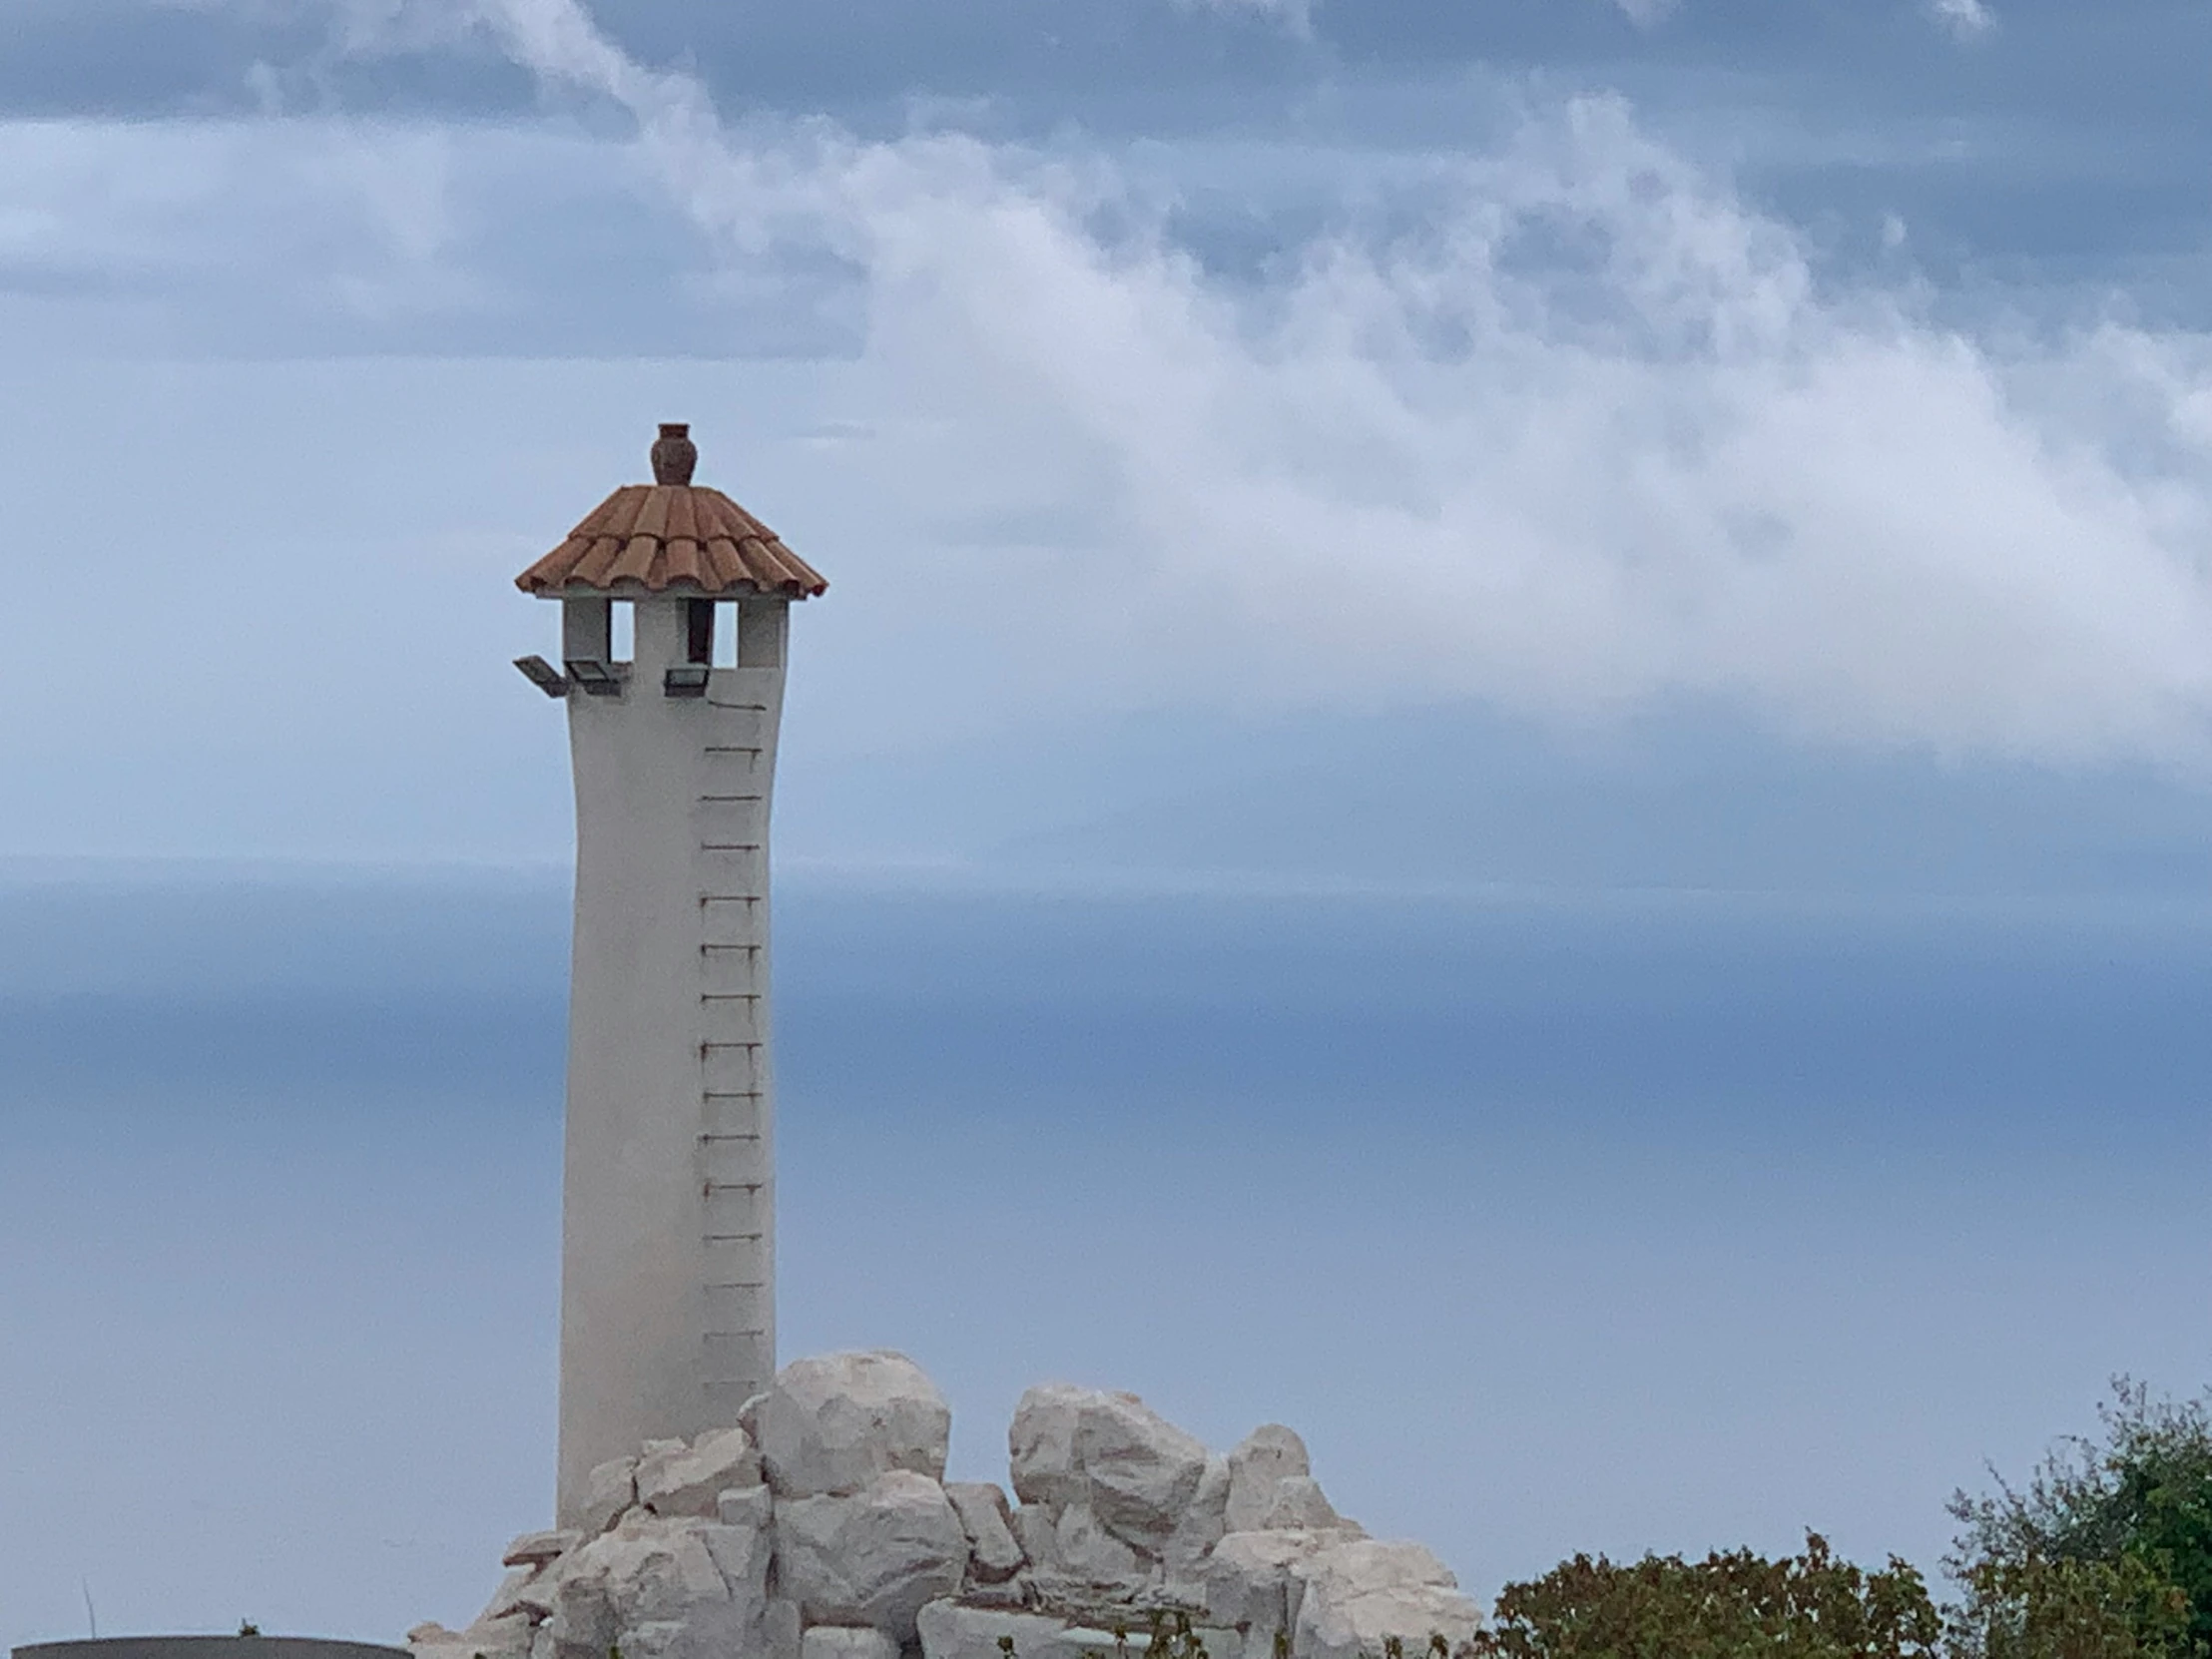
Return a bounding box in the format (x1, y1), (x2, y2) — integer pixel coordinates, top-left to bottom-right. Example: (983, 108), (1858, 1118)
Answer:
(7, 0), (2212, 1647)
(6, 0), (2212, 884)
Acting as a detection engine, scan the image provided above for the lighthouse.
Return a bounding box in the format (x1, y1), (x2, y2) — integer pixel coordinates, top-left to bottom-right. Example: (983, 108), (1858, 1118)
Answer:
(514, 424), (828, 1526)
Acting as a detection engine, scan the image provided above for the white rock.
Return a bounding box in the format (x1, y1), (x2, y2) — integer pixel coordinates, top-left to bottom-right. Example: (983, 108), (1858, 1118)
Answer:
(916, 1600), (1070, 1659)
(1164, 1454), (1232, 1604)
(547, 1513), (749, 1659)
(803, 1626), (902, 1659)
(608, 1623), (693, 1659)
(1052, 1500), (1154, 1596)
(1008, 1383), (1090, 1510)
(482, 1564), (560, 1624)
(1225, 1429), (1311, 1535)
(946, 1480), (1027, 1585)
(763, 1598), (805, 1659)
(579, 1455), (640, 1536)
(720, 1481), (775, 1529)
(704, 1517), (775, 1604)
(1250, 1478), (1354, 1536)
(505, 1530), (581, 1568)
(1011, 1504), (1058, 1571)
(640, 1425), (765, 1518)
(774, 1469), (970, 1641)
(412, 1615), (535, 1659)
(1207, 1530), (1334, 1646)
(1080, 1394), (1209, 1546)
(748, 1352), (952, 1499)
(1289, 1540), (1480, 1659)
(1009, 1384), (1210, 1546)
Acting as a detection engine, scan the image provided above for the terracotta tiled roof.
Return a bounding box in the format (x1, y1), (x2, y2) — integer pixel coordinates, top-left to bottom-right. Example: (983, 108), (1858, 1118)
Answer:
(517, 482), (828, 599)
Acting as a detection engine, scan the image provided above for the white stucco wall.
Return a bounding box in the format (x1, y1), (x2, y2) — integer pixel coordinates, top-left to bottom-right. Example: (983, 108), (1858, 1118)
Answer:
(553, 593), (788, 1525)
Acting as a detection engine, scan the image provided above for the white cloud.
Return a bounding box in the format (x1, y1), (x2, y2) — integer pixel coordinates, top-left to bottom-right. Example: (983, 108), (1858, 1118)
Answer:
(439, 0), (2212, 765)
(1611, 0), (1677, 28)
(8, 0), (2212, 773)
(1927, 0), (1996, 40)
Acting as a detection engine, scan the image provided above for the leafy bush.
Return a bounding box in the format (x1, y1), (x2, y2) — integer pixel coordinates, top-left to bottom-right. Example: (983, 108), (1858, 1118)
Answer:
(1469, 1531), (1942, 1659)
(1947, 1380), (2212, 1659)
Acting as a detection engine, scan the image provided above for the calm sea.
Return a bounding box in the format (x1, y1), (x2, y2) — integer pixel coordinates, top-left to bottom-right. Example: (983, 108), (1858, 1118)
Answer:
(2, 867), (2207, 1642)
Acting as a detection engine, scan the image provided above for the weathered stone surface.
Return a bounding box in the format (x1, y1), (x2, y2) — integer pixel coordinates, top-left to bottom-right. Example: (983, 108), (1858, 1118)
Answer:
(410, 1615), (534, 1659)
(1081, 1396), (1210, 1545)
(916, 1599), (1069, 1659)
(640, 1424), (765, 1518)
(579, 1455), (640, 1536)
(947, 1480), (1028, 1584)
(1009, 1384), (1090, 1511)
(1290, 1540), (1480, 1659)
(1164, 1453), (1232, 1604)
(1009, 1384), (1210, 1547)
(762, 1598), (805, 1659)
(1050, 1500), (1153, 1596)
(1207, 1529), (1335, 1645)
(802, 1625), (902, 1659)
(720, 1480), (775, 1529)
(505, 1529), (581, 1569)
(775, 1469), (970, 1641)
(546, 1513), (754, 1659)
(1011, 1504), (1058, 1573)
(704, 1516), (775, 1604)
(748, 1352), (952, 1499)
(1250, 1478), (1353, 1536)
(482, 1563), (560, 1624)
(1226, 1429), (1310, 1535)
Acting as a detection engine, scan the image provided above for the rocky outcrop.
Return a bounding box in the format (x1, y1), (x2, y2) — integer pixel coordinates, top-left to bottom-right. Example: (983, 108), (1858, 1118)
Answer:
(411, 1351), (1471, 1659)
(776, 1469), (971, 1641)
(748, 1352), (952, 1498)
(801, 1626), (901, 1659)
(1290, 1541), (1482, 1659)
(640, 1424), (764, 1519)
(946, 1481), (1027, 1585)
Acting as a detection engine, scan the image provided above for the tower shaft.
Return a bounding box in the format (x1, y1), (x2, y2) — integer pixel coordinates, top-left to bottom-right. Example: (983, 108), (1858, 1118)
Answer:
(554, 593), (787, 1523)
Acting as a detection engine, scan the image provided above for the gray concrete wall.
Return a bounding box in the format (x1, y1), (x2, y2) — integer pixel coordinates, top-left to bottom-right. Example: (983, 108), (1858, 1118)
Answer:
(554, 594), (788, 1525)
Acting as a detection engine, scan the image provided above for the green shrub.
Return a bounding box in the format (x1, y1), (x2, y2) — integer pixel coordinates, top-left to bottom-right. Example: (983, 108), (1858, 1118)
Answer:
(1469, 1531), (1942, 1659)
(1946, 1380), (2212, 1659)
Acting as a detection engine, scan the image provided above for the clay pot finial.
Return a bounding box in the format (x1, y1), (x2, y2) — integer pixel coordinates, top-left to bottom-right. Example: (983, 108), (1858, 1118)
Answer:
(651, 422), (698, 487)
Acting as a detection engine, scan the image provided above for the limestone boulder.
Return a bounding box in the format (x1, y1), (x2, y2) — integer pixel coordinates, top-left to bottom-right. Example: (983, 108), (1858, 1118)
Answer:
(546, 1512), (763, 1659)
(1164, 1453), (1233, 1604)
(1290, 1540), (1481, 1659)
(774, 1469), (970, 1641)
(748, 1352), (952, 1499)
(1206, 1529), (1335, 1649)
(1080, 1394), (1211, 1545)
(946, 1480), (1027, 1585)
(1009, 1383), (1211, 1547)
(720, 1481), (775, 1529)
(1250, 1478), (1354, 1536)
(482, 1562), (561, 1624)
(916, 1600), (1070, 1659)
(410, 1616), (533, 1659)
(802, 1627), (901, 1659)
(1051, 1499), (1153, 1596)
(1226, 1428), (1310, 1534)
(1008, 1383), (1090, 1511)
(504, 1529), (581, 1568)
(640, 1424), (765, 1518)
(580, 1454), (640, 1535)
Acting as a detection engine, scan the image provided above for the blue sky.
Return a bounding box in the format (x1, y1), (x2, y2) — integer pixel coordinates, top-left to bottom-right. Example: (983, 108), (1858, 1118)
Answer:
(6, 0), (2212, 1647)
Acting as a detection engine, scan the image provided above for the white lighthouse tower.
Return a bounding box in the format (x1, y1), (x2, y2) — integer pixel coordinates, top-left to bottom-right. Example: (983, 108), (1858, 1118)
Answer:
(514, 424), (828, 1526)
